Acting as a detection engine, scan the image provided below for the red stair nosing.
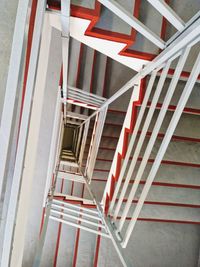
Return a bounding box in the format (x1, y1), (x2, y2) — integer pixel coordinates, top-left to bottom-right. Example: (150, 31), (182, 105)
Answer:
(145, 102), (200, 115)
(91, 178), (200, 190)
(98, 131), (200, 143)
(88, 156), (200, 168)
(119, 199), (200, 209)
(47, 0), (161, 61)
(116, 217), (200, 225)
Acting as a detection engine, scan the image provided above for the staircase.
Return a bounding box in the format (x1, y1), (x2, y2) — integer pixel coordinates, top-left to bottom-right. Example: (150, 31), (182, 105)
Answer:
(18, 1), (200, 267)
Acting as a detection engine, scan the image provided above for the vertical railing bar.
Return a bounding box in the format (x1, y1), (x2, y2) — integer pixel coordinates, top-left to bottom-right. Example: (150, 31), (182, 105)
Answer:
(79, 119), (90, 167)
(86, 106), (108, 182)
(75, 124), (83, 158)
(114, 51), (181, 225)
(122, 50), (200, 248)
(81, 168), (132, 267)
(72, 127), (78, 155)
(84, 113), (99, 175)
(108, 72), (157, 213)
(118, 46), (191, 232)
(87, 108), (107, 173)
(116, 60), (172, 228)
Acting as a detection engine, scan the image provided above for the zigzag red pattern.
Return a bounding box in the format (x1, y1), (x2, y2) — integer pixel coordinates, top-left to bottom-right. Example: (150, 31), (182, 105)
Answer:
(105, 77), (146, 214)
(47, 0), (160, 60)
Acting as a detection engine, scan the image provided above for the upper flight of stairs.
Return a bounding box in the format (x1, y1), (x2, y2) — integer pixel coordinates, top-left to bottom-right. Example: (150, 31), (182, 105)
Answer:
(47, 0), (200, 70)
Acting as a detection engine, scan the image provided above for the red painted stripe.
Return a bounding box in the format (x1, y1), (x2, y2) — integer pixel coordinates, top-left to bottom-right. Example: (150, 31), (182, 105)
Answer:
(115, 217), (200, 225)
(119, 199), (200, 209)
(137, 218), (200, 225)
(93, 235), (101, 267)
(95, 131), (200, 143)
(145, 102), (200, 115)
(108, 109), (126, 115)
(53, 223), (62, 267)
(39, 207), (45, 236)
(18, 0), (38, 131)
(90, 178), (200, 190)
(138, 158), (200, 169)
(83, 155), (200, 170)
(59, 65), (63, 88)
(160, 68), (200, 81)
(85, 149), (200, 168)
(48, 0), (161, 61)
(72, 229), (80, 267)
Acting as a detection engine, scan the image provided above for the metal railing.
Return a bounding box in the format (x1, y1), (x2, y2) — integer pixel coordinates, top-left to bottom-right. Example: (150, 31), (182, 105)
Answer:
(101, 15), (200, 249)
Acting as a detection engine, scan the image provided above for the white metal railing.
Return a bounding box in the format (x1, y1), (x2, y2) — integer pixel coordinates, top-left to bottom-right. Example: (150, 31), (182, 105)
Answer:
(98, 0), (185, 49)
(49, 198), (110, 238)
(60, 0), (70, 122)
(66, 86), (106, 110)
(84, 106), (108, 182)
(101, 19), (200, 249)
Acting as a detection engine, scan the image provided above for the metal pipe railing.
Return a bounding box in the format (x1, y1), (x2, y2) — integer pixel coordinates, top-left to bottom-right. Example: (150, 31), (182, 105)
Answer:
(117, 47), (190, 231)
(80, 15), (200, 128)
(122, 50), (200, 248)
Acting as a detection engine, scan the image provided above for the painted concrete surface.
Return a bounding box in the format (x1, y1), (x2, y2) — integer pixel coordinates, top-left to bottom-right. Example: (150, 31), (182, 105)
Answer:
(22, 27), (62, 267)
(0, 0), (19, 122)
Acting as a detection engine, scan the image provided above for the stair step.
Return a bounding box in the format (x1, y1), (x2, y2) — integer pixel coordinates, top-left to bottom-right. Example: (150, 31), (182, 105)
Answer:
(75, 230), (96, 267)
(95, 0), (135, 36)
(120, 184), (200, 207)
(90, 160), (200, 187)
(85, 135), (200, 165)
(148, 77), (200, 110)
(72, 0), (95, 9)
(116, 203), (200, 223)
(56, 224), (77, 267)
(128, 0), (163, 56)
(143, 110), (200, 139)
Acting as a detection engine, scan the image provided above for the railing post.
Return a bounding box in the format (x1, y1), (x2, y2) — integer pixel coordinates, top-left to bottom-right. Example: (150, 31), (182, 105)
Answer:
(79, 119), (90, 167)
(85, 106), (108, 182)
